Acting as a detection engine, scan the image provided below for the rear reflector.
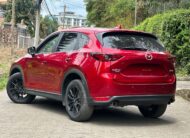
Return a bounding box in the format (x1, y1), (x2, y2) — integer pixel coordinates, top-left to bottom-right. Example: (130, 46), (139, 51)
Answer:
(91, 53), (123, 62)
(93, 96), (110, 102)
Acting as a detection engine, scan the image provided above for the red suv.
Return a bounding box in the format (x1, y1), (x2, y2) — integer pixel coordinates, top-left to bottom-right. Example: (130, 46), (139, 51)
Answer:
(7, 28), (176, 122)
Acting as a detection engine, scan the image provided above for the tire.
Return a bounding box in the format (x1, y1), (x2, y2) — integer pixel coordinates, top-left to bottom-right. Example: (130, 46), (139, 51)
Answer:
(138, 104), (167, 118)
(65, 79), (94, 122)
(6, 73), (36, 104)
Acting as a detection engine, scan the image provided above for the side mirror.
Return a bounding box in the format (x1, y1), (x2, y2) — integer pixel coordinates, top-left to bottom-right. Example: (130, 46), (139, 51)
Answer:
(28, 47), (36, 57)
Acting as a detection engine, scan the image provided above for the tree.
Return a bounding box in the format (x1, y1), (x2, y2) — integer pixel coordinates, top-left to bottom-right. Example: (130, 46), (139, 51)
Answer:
(85, 0), (135, 28)
(4, 0), (36, 36)
(40, 16), (58, 38)
(85, 0), (190, 28)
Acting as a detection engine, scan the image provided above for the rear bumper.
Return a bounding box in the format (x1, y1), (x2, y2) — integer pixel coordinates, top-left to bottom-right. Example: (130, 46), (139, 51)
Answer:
(88, 73), (176, 98)
(90, 94), (175, 106)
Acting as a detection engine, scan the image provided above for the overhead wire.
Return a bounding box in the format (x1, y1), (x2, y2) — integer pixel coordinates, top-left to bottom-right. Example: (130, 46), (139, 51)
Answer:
(42, 0), (57, 22)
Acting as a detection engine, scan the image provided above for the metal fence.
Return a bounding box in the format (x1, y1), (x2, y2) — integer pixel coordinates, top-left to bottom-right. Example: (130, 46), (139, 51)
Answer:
(0, 27), (34, 48)
(17, 35), (34, 48)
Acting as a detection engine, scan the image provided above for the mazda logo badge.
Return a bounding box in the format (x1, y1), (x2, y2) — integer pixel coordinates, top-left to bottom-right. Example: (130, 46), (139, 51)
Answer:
(145, 53), (153, 60)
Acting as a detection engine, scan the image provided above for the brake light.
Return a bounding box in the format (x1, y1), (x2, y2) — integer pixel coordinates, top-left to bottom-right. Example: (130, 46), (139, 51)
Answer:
(91, 53), (123, 61)
(168, 56), (176, 66)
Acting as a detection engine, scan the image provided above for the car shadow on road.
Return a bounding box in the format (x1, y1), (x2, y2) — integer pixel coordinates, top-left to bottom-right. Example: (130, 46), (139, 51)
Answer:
(29, 97), (68, 116)
(90, 107), (176, 126)
(30, 97), (177, 127)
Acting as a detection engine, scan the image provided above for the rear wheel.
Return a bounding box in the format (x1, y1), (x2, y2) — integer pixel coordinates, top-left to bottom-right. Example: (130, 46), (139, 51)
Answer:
(65, 79), (94, 122)
(7, 73), (35, 104)
(138, 104), (167, 118)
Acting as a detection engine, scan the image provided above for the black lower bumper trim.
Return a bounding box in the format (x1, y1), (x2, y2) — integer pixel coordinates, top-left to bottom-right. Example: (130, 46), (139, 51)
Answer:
(91, 94), (175, 106)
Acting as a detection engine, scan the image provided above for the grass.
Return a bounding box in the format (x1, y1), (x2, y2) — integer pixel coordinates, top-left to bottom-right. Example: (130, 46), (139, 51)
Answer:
(0, 73), (8, 90)
(176, 67), (189, 78)
(0, 47), (26, 91)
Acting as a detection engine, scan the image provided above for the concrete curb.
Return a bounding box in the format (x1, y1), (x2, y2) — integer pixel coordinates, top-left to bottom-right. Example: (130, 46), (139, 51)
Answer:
(176, 89), (190, 102)
(177, 77), (190, 81)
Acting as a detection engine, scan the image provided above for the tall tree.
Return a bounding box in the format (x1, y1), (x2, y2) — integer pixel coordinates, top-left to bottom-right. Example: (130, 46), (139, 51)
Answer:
(40, 16), (58, 38)
(85, 0), (190, 28)
(4, 0), (35, 36)
(85, 0), (135, 28)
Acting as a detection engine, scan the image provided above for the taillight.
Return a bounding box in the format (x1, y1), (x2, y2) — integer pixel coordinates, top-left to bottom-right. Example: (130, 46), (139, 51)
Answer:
(168, 56), (176, 66)
(91, 53), (123, 61)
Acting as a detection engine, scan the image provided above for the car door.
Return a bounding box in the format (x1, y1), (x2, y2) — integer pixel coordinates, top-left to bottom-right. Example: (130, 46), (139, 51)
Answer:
(47, 32), (79, 93)
(29, 32), (79, 95)
(24, 33), (61, 92)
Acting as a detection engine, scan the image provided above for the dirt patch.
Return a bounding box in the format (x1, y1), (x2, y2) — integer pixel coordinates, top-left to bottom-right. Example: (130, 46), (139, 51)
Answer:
(0, 47), (26, 74)
(176, 89), (190, 102)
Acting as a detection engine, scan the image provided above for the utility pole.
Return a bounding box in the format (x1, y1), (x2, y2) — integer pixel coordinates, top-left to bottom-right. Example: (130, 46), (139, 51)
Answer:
(34, 0), (42, 47)
(11, 0), (16, 55)
(134, 0), (137, 27)
(11, 0), (16, 30)
(62, 4), (66, 29)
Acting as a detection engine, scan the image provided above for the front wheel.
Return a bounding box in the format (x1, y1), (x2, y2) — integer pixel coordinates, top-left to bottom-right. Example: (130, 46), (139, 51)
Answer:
(65, 79), (94, 122)
(138, 104), (167, 118)
(7, 73), (36, 104)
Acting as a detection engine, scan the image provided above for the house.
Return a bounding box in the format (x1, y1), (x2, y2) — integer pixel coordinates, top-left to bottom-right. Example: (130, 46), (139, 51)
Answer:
(57, 11), (87, 28)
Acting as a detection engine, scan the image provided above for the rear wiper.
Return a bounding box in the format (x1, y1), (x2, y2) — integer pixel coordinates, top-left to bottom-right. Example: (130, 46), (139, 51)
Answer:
(120, 47), (148, 51)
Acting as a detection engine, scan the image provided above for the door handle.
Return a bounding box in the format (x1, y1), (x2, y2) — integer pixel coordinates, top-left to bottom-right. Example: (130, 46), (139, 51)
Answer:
(65, 57), (71, 63)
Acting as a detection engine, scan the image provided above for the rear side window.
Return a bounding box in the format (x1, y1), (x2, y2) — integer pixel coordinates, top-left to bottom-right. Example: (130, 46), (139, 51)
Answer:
(98, 32), (165, 52)
(78, 34), (89, 49)
(57, 33), (78, 52)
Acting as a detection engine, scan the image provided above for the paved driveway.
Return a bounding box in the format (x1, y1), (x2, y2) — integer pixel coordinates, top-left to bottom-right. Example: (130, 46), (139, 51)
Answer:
(0, 89), (190, 138)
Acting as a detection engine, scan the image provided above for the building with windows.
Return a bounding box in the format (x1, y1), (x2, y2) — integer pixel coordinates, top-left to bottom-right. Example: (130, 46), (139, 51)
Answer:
(57, 11), (87, 28)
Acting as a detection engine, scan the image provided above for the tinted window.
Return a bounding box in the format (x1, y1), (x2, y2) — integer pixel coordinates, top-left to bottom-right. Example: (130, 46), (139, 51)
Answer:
(78, 34), (89, 49)
(38, 34), (60, 53)
(57, 33), (78, 52)
(100, 32), (165, 52)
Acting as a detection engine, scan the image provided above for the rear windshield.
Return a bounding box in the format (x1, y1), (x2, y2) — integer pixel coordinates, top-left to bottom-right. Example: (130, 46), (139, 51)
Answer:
(97, 32), (165, 52)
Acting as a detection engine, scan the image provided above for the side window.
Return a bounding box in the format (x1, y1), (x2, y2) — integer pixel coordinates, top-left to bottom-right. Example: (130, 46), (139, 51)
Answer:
(78, 34), (89, 49)
(57, 33), (78, 52)
(38, 34), (60, 54)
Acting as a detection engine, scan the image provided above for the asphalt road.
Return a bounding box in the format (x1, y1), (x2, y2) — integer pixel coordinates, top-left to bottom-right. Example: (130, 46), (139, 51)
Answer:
(0, 88), (190, 138)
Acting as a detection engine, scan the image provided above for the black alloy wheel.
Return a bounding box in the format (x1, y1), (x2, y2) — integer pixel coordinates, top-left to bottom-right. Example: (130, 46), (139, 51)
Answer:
(65, 79), (94, 122)
(7, 73), (35, 104)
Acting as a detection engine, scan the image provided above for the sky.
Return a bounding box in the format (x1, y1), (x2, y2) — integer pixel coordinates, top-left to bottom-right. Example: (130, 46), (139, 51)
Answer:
(41, 0), (87, 17)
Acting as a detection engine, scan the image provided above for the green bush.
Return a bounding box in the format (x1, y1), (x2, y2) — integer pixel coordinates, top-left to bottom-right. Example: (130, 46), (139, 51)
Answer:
(134, 9), (190, 74)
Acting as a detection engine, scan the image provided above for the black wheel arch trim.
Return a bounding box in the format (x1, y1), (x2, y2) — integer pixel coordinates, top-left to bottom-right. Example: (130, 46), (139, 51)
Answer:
(9, 65), (24, 76)
(8, 64), (28, 88)
(61, 68), (93, 105)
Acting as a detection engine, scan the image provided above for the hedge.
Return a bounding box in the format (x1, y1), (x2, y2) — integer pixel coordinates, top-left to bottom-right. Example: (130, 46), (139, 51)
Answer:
(134, 9), (190, 74)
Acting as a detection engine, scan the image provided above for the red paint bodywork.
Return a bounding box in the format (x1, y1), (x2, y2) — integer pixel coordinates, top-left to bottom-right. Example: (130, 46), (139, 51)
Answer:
(10, 28), (176, 102)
